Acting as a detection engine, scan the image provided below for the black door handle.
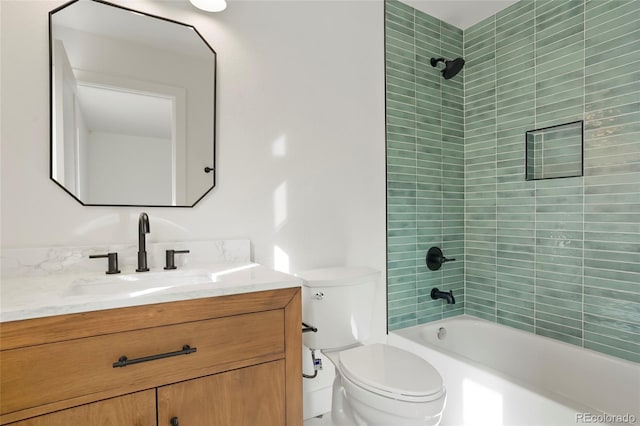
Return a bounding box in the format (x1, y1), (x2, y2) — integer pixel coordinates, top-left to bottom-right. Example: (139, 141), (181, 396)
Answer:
(170, 417), (179, 426)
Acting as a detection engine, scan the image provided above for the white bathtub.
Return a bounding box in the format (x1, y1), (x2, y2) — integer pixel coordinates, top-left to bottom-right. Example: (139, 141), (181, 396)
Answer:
(389, 315), (640, 426)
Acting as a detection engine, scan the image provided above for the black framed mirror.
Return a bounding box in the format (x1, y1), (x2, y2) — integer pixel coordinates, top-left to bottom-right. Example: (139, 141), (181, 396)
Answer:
(49, 0), (216, 207)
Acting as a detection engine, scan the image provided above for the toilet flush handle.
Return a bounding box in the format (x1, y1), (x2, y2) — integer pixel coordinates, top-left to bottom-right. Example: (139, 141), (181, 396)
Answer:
(302, 322), (317, 333)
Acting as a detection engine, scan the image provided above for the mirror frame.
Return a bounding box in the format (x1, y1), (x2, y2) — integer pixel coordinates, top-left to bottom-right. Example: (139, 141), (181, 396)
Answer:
(48, 0), (217, 207)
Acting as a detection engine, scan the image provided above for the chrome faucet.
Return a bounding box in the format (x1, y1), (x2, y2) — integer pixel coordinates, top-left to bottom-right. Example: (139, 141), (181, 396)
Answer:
(136, 212), (150, 272)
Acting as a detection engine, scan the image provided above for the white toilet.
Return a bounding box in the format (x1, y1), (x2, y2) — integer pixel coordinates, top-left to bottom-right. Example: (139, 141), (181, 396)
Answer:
(297, 266), (446, 426)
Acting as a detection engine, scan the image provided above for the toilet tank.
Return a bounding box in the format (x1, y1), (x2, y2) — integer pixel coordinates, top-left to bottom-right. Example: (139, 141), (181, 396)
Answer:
(296, 266), (380, 351)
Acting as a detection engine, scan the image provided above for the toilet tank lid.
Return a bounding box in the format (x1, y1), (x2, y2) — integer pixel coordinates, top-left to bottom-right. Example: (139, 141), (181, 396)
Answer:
(295, 266), (379, 287)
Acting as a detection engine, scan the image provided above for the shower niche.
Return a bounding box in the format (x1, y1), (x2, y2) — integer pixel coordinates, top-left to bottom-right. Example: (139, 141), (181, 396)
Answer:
(525, 120), (583, 181)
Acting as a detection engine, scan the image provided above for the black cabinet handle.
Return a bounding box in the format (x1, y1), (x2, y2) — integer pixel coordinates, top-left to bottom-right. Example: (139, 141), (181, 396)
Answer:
(170, 417), (179, 426)
(112, 345), (197, 368)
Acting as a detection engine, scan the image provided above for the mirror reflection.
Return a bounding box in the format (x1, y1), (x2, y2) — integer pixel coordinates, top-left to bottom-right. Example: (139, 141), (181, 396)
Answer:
(50, 0), (216, 207)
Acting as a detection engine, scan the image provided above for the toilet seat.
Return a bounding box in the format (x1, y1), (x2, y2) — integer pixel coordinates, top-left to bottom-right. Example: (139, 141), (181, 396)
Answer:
(339, 343), (445, 403)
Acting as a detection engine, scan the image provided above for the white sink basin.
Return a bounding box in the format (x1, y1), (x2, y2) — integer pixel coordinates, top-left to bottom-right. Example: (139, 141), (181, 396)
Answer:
(65, 264), (260, 298)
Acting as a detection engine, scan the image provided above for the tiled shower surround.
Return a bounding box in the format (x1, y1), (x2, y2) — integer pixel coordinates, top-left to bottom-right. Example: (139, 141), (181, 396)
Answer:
(386, 0), (640, 363)
(385, 0), (465, 330)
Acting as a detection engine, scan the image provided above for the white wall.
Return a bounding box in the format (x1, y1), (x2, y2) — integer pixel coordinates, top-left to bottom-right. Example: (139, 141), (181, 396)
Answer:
(1, 1), (387, 410)
(87, 131), (172, 205)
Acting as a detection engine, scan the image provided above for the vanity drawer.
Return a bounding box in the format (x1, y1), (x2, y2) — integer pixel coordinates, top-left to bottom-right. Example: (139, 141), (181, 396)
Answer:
(0, 309), (284, 417)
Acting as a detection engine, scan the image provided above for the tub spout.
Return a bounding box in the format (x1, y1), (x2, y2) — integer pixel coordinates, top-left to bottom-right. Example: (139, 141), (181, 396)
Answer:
(431, 288), (455, 304)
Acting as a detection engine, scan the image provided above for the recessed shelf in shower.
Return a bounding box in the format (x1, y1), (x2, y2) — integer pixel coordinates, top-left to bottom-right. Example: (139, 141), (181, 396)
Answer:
(525, 120), (584, 181)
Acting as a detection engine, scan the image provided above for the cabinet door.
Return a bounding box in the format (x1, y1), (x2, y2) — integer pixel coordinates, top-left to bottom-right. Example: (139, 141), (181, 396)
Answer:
(158, 360), (285, 426)
(8, 390), (155, 426)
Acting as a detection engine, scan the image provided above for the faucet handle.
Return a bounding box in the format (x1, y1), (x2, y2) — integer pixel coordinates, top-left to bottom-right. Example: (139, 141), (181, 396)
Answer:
(89, 253), (121, 274)
(426, 247), (456, 271)
(164, 249), (190, 270)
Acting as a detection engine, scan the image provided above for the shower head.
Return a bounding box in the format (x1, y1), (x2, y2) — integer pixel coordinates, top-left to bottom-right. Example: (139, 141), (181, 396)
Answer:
(430, 57), (465, 80)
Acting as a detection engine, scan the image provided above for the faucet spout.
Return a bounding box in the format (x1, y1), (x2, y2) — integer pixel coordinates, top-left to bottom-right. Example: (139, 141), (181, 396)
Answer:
(136, 212), (150, 272)
(431, 288), (455, 304)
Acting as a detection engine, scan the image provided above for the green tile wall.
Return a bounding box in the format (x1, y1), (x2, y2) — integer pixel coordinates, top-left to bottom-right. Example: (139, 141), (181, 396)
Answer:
(386, 0), (640, 363)
(385, 0), (465, 330)
(464, 0), (640, 363)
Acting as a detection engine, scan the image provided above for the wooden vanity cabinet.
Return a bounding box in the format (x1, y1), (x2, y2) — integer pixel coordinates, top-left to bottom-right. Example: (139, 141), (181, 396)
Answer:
(158, 360), (286, 426)
(7, 391), (156, 426)
(0, 287), (302, 426)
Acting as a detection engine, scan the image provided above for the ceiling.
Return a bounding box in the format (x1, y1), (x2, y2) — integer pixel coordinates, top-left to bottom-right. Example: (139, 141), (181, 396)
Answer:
(400, 0), (520, 29)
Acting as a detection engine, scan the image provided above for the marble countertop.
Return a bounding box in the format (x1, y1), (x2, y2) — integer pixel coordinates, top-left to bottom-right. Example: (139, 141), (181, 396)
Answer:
(0, 262), (302, 322)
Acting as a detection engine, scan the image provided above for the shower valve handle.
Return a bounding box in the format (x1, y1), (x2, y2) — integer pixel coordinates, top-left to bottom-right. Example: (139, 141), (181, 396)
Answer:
(426, 247), (456, 271)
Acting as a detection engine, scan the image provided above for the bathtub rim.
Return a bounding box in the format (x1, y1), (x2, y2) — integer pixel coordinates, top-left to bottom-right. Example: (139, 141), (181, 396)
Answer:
(389, 314), (639, 421)
(392, 314), (639, 369)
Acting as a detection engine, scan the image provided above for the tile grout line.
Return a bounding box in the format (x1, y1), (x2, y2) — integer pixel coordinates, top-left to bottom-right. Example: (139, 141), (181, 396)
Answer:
(439, 18), (444, 320)
(493, 14), (498, 321)
(413, 6), (419, 325)
(581, 0), (586, 349)
(533, 0), (537, 333)
(462, 20), (467, 320)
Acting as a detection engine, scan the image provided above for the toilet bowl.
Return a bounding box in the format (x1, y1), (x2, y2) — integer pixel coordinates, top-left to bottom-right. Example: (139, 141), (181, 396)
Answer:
(298, 267), (446, 425)
(325, 343), (446, 426)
